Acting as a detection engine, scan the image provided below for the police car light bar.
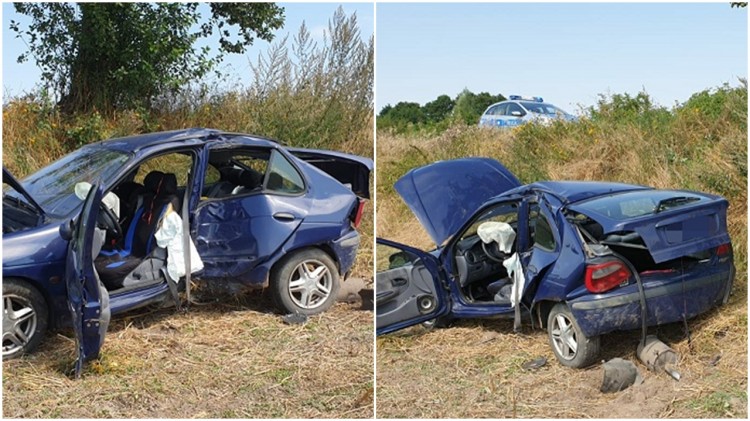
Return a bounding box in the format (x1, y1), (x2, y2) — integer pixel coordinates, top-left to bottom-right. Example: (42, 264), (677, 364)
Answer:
(509, 95), (544, 102)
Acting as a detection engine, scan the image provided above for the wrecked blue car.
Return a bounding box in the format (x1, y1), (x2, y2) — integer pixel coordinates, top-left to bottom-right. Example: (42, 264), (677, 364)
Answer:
(376, 158), (734, 368)
(3, 128), (371, 373)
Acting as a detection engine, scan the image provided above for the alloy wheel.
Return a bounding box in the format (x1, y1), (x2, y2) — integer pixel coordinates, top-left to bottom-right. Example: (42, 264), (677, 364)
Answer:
(287, 259), (333, 310)
(550, 313), (578, 360)
(2, 295), (38, 357)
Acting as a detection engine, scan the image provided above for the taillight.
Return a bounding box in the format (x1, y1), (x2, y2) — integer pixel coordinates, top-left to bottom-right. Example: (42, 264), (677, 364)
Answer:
(351, 199), (366, 229)
(716, 243), (731, 257)
(585, 259), (632, 293)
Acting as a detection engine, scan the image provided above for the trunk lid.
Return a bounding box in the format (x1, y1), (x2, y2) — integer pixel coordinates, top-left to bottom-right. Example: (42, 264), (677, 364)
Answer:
(287, 148), (373, 199)
(569, 189), (731, 264)
(395, 157), (522, 246)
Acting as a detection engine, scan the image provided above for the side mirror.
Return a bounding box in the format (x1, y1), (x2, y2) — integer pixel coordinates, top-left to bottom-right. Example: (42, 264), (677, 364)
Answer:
(59, 219), (75, 241)
(511, 111), (524, 117)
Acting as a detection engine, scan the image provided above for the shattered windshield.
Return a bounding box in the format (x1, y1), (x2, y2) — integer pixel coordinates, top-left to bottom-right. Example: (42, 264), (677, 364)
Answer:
(3, 147), (130, 217)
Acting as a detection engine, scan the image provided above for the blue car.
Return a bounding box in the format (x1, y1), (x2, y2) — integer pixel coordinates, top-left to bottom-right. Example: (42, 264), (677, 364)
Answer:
(478, 95), (576, 128)
(3, 128), (371, 374)
(376, 158), (734, 368)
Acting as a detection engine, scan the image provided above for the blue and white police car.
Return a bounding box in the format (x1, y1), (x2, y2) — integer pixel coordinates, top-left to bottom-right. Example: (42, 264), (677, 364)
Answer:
(478, 95), (576, 128)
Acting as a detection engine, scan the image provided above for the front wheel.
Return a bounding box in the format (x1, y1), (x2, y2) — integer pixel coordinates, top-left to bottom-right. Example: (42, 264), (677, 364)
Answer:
(270, 249), (340, 315)
(547, 303), (600, 368)
(3, 278), (49, 359)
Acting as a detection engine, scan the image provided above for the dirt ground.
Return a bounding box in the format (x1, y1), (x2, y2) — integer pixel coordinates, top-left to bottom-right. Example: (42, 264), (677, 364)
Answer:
(2, 293), (373, 418)
(376, 292), (746, 419)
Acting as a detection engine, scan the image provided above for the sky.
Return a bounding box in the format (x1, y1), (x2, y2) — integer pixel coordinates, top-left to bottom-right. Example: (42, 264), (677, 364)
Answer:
(376, 2), (748, 113)
(1, 2), (374, 100)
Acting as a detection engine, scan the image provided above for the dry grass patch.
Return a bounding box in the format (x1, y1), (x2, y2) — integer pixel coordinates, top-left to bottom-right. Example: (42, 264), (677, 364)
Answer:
(3, 295), (373, 418)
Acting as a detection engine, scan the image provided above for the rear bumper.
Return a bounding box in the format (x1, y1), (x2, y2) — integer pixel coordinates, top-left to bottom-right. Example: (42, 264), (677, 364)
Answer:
(569, 263), (734, 338)
(331, 229), (361, 275)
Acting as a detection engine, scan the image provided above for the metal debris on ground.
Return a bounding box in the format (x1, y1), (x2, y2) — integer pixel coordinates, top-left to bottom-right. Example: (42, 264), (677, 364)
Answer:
(708, 353), (722, 367)
(637, 335), (681, 381)
(282, 313), (308, 325)
(522, 356), (547, 370)
(600, 358), (643, 393)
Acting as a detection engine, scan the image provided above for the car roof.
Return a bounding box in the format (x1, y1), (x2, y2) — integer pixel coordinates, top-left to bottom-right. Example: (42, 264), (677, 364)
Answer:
(483, 99), (556, 113)
(506, 180), (651, 204)
(90, 128), (283, 152)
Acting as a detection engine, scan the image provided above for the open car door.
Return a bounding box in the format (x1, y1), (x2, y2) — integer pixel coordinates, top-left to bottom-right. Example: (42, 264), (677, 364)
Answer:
(65, 184), (111, 377)
(375, 238), (449, 335)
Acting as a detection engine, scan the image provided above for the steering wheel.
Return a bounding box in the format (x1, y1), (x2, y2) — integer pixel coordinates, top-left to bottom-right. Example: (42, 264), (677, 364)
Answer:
(481, 240), (506, 263)
(97, 203), (123, 240)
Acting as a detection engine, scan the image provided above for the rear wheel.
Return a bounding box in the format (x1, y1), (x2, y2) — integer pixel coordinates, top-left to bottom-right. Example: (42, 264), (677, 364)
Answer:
(270, 249), (340, 315)
(547, 303), (599, 368)
(2, 279), (48, 359)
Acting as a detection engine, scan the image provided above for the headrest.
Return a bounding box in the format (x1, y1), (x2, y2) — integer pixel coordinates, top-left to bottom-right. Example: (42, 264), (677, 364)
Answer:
(238, 169), (263, 188)
(219, 167), (242, 184)
(143, 171), (165, 192)
(143, 171), (177, 196)
(161, 173), (177, 195)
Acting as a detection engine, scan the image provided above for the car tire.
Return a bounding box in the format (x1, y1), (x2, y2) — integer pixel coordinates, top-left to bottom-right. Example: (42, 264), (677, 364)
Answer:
(270, 248), (340, 315)
(2, 278), (49, 359)
(547, 303), (599, 368)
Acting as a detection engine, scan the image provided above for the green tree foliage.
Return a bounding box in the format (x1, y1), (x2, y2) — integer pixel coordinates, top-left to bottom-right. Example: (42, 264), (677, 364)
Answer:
(10, 2), (284, 113)
(423, 95), (454, 122)
(378, 89), (504, 132)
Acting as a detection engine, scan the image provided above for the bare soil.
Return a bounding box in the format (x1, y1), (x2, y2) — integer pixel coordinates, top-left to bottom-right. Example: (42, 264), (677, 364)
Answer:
(3, 293), (374, 418)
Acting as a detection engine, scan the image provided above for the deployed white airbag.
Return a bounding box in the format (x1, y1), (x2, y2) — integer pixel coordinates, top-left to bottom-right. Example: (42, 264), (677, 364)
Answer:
(155, 209), (204, 282)
(477, 221), (516, 253)
(74, 181), (121, 218)
(503, 252), (526, 308)
(477, 221), (526, 309)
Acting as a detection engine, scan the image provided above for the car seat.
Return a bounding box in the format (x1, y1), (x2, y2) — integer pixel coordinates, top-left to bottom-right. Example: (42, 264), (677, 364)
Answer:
(95, 171), (180, 290)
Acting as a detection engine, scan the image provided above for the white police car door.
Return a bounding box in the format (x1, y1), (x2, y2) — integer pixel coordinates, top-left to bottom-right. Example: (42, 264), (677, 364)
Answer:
(498, 103), (526, 127)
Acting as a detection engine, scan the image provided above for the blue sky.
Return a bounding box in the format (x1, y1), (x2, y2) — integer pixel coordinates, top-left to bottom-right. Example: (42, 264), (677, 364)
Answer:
(2, 2), (374, 99)
(376, 3), (747, 112)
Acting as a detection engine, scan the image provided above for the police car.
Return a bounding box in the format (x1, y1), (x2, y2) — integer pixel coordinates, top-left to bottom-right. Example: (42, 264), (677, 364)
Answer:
(478, 95), (575, 128)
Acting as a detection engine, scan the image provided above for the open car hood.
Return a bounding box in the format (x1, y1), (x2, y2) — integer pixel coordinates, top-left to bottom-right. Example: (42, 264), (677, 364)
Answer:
(2, 167), (45, 217)
(395, 157), (522, 246)
(287, 148), (373, 199)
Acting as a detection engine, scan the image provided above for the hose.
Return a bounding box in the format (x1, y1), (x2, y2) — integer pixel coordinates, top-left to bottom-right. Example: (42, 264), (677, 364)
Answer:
(611, 250), (648, 347)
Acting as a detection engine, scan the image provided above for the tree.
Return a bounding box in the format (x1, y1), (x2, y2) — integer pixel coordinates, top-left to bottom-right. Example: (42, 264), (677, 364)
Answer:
(10, 2), (285, 113)
(423, 94), (454, 122)
(452, 89), (506, 125)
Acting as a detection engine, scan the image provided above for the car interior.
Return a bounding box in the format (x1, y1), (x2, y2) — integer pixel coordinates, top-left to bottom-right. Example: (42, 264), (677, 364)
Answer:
(93, 151), (194, 294)
(452, 202), (520, 304)
(201, 149), (271, 199)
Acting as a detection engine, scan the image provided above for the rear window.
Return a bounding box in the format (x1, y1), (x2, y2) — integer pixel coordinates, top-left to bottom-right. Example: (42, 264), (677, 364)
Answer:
(575, 190), (708, 220)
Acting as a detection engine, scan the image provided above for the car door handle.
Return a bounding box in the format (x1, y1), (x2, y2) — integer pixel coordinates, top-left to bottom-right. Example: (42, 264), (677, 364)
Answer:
(273, 212), (297, 221)
(391, 277), (407, 287)
(376, 290), (397, 303)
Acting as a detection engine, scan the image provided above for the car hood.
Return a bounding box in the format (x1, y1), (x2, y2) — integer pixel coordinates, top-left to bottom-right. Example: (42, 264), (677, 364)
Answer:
(3, 167), (46, 217)
(395, 157), (522, 246)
